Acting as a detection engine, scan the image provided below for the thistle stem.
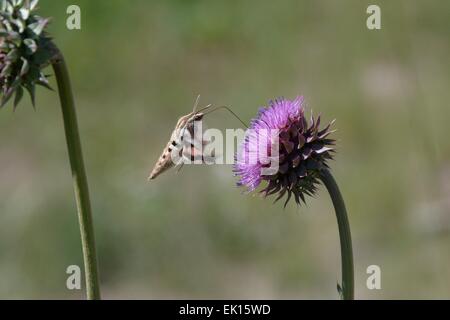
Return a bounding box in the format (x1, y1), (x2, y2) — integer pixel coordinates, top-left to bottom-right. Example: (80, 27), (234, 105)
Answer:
(52, 51), (101, 300)
(319, 169), (354, 300)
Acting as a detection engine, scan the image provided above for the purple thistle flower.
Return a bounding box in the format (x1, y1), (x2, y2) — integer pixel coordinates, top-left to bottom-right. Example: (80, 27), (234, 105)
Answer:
(234, 96), (336, 207)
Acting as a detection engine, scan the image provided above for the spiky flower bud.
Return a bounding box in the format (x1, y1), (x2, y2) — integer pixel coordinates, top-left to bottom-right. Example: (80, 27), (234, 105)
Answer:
(0, 0), (55, 108)
(234, 96), (336, 207)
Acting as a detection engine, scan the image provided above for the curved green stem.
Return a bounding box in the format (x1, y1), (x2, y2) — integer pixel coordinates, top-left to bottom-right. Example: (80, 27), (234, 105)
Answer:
(319, 169), (354, 300)
(52, 51), (101, 300)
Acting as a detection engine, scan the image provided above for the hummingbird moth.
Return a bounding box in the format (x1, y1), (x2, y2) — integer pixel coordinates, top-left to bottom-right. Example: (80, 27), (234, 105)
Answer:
(148, 96), (246, 180)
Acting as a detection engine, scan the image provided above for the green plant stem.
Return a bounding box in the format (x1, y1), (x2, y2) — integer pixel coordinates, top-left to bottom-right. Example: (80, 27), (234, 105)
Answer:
(319, 168), (354, 300)
(52, 51), (101, 300)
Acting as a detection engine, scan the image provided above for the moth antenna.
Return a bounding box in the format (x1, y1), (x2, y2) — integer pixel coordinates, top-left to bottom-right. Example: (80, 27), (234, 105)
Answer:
(195, 104), (213, 114)
(192, 94), (201, 113)
(203, 105), (248, 128)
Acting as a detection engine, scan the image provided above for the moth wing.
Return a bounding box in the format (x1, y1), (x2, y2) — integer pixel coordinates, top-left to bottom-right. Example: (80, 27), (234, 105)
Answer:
(148, 138), (183, 180)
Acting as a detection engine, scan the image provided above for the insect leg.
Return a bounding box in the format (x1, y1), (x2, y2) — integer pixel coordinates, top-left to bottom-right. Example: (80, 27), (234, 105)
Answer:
(176, 162), (184, 173)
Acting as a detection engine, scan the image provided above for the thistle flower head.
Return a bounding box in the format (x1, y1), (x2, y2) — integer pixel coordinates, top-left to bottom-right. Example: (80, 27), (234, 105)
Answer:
(0, 0), (55, 108)
(234, 96), (336, 206)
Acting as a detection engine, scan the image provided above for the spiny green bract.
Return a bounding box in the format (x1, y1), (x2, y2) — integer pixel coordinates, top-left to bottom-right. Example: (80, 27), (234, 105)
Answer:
(0, 0), (56, 108)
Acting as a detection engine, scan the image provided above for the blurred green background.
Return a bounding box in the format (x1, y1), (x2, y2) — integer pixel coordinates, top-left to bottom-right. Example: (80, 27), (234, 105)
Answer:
(1, 0), (449, 299)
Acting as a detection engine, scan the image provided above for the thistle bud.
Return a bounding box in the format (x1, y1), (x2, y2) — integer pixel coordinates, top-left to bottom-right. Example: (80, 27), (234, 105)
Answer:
(0, 0), (56, 108)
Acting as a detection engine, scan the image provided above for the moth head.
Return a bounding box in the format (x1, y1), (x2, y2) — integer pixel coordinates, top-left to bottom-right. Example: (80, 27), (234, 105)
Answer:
(193, 113), (204, 121)
(180, 112), (204, 127)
